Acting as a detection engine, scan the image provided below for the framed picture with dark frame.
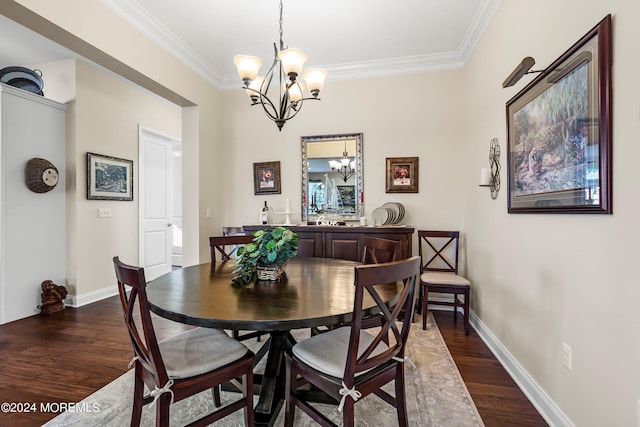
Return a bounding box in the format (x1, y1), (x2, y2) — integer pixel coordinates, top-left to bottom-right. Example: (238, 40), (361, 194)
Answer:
(86, 152), (133, 201)
(506, 15), (612, 214)
(386, 157), (419, 193)
(253, 161), (281, 195)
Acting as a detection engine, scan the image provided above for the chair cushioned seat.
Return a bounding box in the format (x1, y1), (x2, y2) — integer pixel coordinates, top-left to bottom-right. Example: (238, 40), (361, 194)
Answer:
(292, 327), (388, 378)
(159, 327), (249, 379)
(421, 271), (470, 287)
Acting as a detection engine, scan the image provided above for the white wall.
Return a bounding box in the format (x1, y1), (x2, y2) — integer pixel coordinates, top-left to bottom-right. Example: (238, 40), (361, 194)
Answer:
(0, 85), (66, 323)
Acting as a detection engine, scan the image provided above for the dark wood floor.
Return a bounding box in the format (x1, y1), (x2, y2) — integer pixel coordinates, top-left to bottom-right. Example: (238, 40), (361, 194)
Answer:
(0, 297), (547, 426)
(433, 311), (548, 426)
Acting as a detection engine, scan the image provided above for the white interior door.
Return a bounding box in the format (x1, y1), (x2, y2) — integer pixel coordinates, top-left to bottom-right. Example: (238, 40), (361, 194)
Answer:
(139, 127), (175, 281)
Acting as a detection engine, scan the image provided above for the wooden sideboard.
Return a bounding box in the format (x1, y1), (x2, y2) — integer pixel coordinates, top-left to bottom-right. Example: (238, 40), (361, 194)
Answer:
(242, 225), (414, 262)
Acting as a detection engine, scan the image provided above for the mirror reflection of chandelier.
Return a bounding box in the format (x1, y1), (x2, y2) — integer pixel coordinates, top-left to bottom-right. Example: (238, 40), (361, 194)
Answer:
(233, 0), (328, 131)
(328, 142), (356, 183)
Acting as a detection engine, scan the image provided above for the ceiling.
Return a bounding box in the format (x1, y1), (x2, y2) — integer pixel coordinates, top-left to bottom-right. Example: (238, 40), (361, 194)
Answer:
(0, 0), (499, 90)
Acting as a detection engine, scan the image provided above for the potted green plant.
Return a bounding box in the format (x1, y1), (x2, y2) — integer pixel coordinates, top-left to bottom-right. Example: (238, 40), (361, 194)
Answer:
(233, 226), (299, 283)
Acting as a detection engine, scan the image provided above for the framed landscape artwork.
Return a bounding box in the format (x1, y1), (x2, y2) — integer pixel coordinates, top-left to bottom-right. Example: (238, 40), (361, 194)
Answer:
(337, 185), (356, 212)
(253, 161), (281, 195)
(86, 152), (133, 201)
(506, 15), (612, 214)
(386, 157), (419, 193)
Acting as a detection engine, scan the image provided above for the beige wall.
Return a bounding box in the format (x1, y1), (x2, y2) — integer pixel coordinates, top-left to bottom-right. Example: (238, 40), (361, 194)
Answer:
(1, 0), (225, 269)
(460, 1), (640, 426)
(69, 60), (182, 296)
(3, 0), (640, 425)
(221, 71), (467, 234)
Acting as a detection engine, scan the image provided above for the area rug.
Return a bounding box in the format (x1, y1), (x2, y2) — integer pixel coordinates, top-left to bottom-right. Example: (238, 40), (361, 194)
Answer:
(44, 313), (483, 426)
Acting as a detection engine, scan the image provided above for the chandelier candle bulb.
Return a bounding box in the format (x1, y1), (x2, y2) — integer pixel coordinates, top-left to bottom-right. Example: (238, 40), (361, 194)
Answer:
(288, 82), (304, 102)
(233, 55), (262, 83)
(480, 168), (491, 186)
(303, 69), (328, 96)
(278, 48), (307, 77)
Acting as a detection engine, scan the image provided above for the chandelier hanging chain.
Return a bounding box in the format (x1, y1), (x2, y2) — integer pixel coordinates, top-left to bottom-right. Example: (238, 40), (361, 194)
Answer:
(279, 0), (284, 50)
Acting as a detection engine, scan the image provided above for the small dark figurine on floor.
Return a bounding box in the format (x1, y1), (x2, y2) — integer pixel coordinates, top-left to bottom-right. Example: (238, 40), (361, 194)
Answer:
(37, 280), (68, 314)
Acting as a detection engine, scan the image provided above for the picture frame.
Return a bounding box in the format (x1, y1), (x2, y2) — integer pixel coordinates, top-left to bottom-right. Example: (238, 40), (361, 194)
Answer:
(506, 15), (612, 214)
(337, 185), (356, 212)
(386, 157), (419, 193)
(86, 152), (133, 201)
(253, 161), (281, 195)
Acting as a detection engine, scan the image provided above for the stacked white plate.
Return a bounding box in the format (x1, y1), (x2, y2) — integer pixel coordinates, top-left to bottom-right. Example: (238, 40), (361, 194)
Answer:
(371, 202), (405, 225)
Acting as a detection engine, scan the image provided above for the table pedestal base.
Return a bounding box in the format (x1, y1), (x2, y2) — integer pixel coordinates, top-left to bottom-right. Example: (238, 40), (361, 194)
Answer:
(251, 331), (297, 426)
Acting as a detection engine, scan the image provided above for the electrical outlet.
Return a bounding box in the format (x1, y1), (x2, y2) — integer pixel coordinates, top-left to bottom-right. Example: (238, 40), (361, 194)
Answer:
(98, 208), (112, 218)
(562, 343), (572, 370)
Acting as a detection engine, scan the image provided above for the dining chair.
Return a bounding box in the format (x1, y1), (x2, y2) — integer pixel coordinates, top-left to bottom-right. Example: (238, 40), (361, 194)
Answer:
(210, 234), (265, 343)
(417, 230), (471, 335)
(311, 237), (402, 338)
(209, 235), (255, 268)
(360, 237), (403, 332)
(113, 256), (255, 427)
(284, 256), (421, 427)
(361, 236), (400, 264)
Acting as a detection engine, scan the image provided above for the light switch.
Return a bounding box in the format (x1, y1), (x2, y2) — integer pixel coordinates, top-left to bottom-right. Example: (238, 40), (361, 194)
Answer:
(98, 208), (112, 218)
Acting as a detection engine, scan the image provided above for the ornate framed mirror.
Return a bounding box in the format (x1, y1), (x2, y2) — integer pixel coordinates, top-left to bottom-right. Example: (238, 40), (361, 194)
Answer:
(301, 133), (363, 223)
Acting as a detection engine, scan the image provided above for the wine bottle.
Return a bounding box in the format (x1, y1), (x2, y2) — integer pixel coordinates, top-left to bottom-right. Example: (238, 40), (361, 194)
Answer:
(261, 201), (269, 225)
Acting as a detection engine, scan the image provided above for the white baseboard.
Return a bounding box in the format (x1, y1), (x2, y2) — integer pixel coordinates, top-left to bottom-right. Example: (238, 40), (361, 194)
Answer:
(469, 310), (574, 427)
(65, 286), (118, 308)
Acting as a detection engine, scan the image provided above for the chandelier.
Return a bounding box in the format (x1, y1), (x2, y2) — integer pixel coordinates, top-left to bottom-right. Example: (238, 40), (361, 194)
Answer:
(233, 0), (327, 131)
(328, 142), (355, 183)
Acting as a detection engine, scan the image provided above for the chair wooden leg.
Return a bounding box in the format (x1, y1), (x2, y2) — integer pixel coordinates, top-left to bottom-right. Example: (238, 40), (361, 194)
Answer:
(422, 284), (428, 330)
(243, 371), (255, 427)
(395, 365), (408, 427)
(342, 397), (355, 427)
(155, 394), (171, 427)
(284, 356), (296, 427)
(131, 364), (144, 427)
(453, 293), (458, 320)
(212, 385), (222, 407)
(464, 289), (470, 335)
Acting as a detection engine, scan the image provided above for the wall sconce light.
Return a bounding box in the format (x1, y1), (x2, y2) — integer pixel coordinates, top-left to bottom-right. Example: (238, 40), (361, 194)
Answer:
(479, 138), (501, 199)
(502, 57), (544, 88)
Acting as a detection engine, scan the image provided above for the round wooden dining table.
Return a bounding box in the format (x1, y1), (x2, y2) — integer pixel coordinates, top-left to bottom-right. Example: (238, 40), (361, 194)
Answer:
(146, 257), (403, 426)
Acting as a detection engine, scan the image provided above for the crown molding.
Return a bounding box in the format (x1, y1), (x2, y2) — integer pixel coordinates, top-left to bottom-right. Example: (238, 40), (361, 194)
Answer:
(102, 0), (500, 91)
(459, 0), (502, 60)
(220, 52), (466, 91)
(100, 0), (224, 87)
